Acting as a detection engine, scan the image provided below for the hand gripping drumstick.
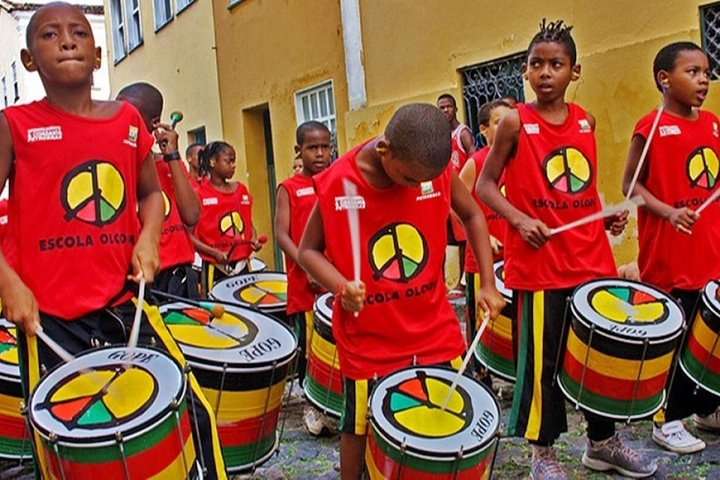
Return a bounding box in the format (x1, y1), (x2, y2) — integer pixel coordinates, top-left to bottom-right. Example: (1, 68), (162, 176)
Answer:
(625, 104), (664, 201)
(226, 234), (268, 259)
(440, 312), (491, 411)
(549, 196), (645, 236)
(695, 187), (720, 215)
(127, 275), (147, 351)
(342, 179), (362, 318)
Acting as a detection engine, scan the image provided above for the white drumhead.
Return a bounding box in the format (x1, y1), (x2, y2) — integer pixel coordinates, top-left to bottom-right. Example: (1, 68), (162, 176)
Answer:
(314, 292), (334, 326)
(0, 317), (20, 382)
(493, 261), (512, 303)
(210, 272), (287, 312)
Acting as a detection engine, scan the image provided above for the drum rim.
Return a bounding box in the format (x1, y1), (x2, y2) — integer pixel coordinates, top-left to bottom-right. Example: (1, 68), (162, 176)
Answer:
(368, 365), (500, 456)
(302, 378), (342, 418)
(678, 356), (720, 398)
(472, 349), (515, 383)
(314, 292), (334, 324)
(493, 261), (513, 303)
(571, 278), (684, 343)
(160, 301), (298, 367)
(209, 272), (287, 312)
(29, 346), (186, 444)
(225, 430), (280, 473)
(703, 281), (720, 318)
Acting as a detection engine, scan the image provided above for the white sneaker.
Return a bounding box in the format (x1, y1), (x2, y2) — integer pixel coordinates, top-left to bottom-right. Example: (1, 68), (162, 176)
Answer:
(694, 410), (720, 432)
(652, 420), (705, 454)
(303, 405), (326, 436)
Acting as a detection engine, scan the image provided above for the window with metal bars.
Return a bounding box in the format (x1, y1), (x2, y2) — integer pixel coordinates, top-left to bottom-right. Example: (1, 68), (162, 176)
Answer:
(701, 2), (720, 80)
(461, 52), (526, 147)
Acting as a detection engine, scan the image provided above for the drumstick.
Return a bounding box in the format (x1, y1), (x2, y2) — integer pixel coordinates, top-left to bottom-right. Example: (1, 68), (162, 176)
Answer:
(226, 234), (268, 259)
(440, 312), (491, 411)
(549, 196), (645, 236)
(150, 289), (225, 318)
(695, 187), (720, 215)
(342, 179), (362, 318)
(127, 275), (146, 351)
(625, 104), (664, 201)
(36, 326), (76, 364)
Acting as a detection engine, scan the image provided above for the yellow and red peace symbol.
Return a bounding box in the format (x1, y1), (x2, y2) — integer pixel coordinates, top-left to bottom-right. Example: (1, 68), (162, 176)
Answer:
(590, 286), (668, 326)
(687, 147), (719, 190)
(369, 223), (428, 282)
(61, 161), (126, 226)
(220, 211), (244, 237)
(543, 147), (592, 194)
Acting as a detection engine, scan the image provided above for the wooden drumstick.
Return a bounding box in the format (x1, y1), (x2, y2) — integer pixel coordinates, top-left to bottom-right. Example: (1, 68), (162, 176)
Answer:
(695, 187), (720, 215)
(625, 104), (664, 201)
(127, 275), (146, 351)
(549, 196), (645, 236)
(36, 326), (76, 364)
(150, 289), (225, 319)
(440, 312), (491, 411)
(343, 179), (362, 318)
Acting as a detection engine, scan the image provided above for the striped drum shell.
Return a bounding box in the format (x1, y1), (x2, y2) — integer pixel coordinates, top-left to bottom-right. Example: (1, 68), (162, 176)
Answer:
(305, 292), (343, 417)
(680, 280), (720, 396)
(0, 316), (31, 459)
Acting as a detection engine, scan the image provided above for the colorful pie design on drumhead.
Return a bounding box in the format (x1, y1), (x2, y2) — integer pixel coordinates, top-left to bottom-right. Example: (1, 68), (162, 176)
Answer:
(163, 306), (259, 349)
(0, 321), (18, 367)
(233, 280), (287, 307)
(38, 366), (157, 430)
(589, 286), (669, 325)
(381, 370), (472, 438)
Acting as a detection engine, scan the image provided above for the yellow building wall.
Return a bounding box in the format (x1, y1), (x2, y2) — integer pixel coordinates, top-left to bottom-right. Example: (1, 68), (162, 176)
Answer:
(212, 0), (348, 268)
(346, 0), (718, 265)
(103, 0), (223, 153)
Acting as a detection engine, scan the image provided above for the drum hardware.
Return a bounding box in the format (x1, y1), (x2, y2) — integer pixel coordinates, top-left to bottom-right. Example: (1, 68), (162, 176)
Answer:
(627, 339), (650, 424)
(679, 281), (720, 396)
(663, 322), (689, 410)
(172, 399), (191, 478)
(115, 431), (130, 480)
(551, 296), (573, 387)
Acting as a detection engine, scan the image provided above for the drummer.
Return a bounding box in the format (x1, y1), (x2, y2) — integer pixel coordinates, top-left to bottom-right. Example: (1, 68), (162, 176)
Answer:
(116, 82), (201, 300)
(274, 121), (332, 435)
(0, 3), (226, 478)
(299, 103), (505, 479)
(622, 41), (720, 454)
(477, 19), (655, 478)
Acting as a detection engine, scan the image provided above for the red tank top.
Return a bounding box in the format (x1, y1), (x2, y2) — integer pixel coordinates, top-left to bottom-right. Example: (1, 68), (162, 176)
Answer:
(448, 124), (472, 242)
(465, 147), (508, 272)
(3, 99), (153, 319)
(503, 103), (616, 290)
(279, 173), (319, 314)
(194, 181), (253, 262)
(156, 160), (196, 270)
(634, 109), (720, 291)
(314, 142), (465, 380)
(0, 199), (7, 244)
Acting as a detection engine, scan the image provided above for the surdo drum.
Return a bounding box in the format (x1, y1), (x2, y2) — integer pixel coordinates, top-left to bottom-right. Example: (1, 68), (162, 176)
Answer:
(160, 301), (298, 472)
(680, 280), (720, 396)
(366, 366), (500, 479)
(558, 279), (683, 420)
(210, 272), (288, 325)
(0, 316), (31, 459)
(28, 347), (198, 479)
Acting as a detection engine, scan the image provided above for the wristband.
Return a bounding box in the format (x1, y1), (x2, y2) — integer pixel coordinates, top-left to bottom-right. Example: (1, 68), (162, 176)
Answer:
(163, 151), (181, 162)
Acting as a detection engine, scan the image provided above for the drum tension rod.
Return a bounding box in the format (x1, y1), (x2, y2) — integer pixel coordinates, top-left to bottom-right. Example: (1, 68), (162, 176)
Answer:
(115, 431), (131, 480)
(627, 338), (649, 423)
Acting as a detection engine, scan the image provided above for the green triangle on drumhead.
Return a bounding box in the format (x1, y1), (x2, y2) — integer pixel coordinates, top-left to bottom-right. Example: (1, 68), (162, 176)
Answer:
(608, 287), (630, 302)
(390, 391), (423, 413)
(164, 311), (199, 326)
(78, 399), (113, 425)
(0, 343), (13, 355)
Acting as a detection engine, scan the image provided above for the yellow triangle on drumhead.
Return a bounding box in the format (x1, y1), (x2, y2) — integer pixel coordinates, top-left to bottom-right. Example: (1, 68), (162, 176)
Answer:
(103, 368), (154, 419)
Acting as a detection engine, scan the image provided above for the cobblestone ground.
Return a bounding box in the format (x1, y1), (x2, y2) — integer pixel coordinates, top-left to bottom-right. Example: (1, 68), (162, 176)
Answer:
(3, 299), (720, 479)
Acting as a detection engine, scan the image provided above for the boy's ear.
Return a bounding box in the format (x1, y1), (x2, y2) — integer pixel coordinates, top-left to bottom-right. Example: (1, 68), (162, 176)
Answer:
(20, 49), (37, 72)
(294, 144), (301, 155)
(571, 64), (582, 81)
(657, 71), (670, 90)
(521, 63), (528, 80)
(95, 46), (102, 70)
(479, 124), (489, 138)
(375, 138), (390, 156)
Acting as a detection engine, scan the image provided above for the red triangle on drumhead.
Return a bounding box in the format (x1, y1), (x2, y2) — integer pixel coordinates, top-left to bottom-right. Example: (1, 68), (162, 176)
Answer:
(398, 378), (428, 402)
(632, 290), (657, 305)
(51, 396), (93, 422)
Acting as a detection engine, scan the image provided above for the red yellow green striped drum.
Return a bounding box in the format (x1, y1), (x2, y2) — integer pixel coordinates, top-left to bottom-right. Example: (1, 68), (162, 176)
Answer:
(305, 292), (343, 417)
(473, 261), (515, 382)
(680, 280), (720, 396)
(211, 272), (288, 325)
(0, 317), (31, 459)
(28, 347), (198, 479)
(160, 301), (297, 472)
(558, 279), (683, 420)
(366, 366), (499, 479)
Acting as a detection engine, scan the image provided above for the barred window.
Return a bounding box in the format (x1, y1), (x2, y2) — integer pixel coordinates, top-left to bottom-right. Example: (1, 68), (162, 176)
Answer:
(461, 52), (526, 147)
(701, 2), (720, 80)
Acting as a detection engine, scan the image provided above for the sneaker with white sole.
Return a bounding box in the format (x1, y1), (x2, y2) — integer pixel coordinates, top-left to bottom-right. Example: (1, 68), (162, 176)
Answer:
(652, 420), (706, 454)
(302, 404), (327, 436)
(530, 446), (569, 480)
(583, 434), (657, 478)
(694, 410), (720, 432)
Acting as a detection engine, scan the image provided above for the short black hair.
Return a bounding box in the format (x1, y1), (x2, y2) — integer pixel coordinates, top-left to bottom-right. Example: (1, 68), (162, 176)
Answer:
(385, 104), (451, 170)
(198, 141), (233, 176)
(437, 93), (457, 107)
(478, 99), (511, 127)
(116, 82), (163, 131)
(186, 142), (204, 157)
(26, 2), (89, 49)
(528, 19), (577, 66)
(296, 121), (331, 145)
(653, 42), (705, 92)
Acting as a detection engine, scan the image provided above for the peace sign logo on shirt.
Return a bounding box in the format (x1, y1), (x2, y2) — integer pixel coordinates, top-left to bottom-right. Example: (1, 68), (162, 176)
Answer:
(542, 147), (592, 194)
(61, 161), (126, 227)
(219, 211), (244, 237)
(686, 147), (719, 190)
(368, 223), (428, 283)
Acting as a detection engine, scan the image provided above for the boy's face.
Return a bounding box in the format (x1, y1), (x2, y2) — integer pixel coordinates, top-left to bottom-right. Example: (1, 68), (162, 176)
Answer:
(480, 105), (512, 146)
(213, 147), (236, 179)
(187, 146), (202, 171)
(524, 41), (579, 103)
(437, 98), (457, 123)
(295, 129), (332, 175)
(664, 49), (710, 108)
(22, 4), (100, 88)
(381, 155), (444, 188)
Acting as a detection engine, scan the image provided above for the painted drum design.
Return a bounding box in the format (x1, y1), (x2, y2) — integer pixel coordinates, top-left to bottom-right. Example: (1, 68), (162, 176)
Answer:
(680, 280), (720, 397)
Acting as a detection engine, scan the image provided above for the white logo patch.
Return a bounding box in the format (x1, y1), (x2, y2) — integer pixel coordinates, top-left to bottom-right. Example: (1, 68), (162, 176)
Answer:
(578, 119), (592, 133)
(523, 124), (540, 135)
(296, 186), (315, 197)
(335, 196), (366, 211)
(202, 197), (219, 206)
(0, 215), (7, 226)
(27, 126), (62, 142)
(659, 125), (681, 137)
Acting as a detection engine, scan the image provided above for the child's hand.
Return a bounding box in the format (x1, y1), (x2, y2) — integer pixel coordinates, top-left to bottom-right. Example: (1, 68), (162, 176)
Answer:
(489, 235), (504, 256)
(339, 281), (366, 313)
(668, 207), (698, 235)
(213, 249), (231, 264)
(250, 238), (263, 252)
(0, 273), (41, 335)
(129, 237), (160, 283)
(515, 217), (551, 249)
(605, 209), (629, 236)
(154, 122), (179, 155)
(476, 285), (506, 325)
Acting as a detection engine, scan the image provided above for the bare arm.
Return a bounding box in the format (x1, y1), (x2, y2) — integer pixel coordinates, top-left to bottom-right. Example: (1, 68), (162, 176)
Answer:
(450, 172), (504, 319)
(298, 204), (365, 312)
(477, 111), (551, 248)
(189, 229), (230, 265)
(622, 134), (695, 234)
(460, 128), (477, 157)
(274, 185), (298, 261)
(458, 157), (477, 192)
(131, 153), (163, 282)
(0, 113), (40, 334)
(156, 123), (200, 227)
